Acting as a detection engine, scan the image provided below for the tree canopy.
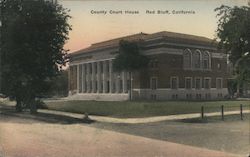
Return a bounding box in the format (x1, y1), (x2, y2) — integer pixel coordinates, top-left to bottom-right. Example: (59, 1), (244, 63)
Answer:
(113, 40), (149, 72)
(0, 0), (71, 113)
(113, 40), (149, 100)
(215, 4), (250, 82)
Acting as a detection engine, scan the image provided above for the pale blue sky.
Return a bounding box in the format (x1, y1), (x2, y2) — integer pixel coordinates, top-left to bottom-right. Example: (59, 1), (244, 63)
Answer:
(59, 0), (248, 52)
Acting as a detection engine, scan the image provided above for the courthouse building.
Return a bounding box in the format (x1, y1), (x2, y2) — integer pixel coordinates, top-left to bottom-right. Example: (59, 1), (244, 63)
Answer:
(68, 31), (230, 101)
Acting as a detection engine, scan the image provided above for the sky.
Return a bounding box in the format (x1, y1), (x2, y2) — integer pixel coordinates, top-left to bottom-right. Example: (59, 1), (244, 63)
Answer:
(59, 0), (248, 53)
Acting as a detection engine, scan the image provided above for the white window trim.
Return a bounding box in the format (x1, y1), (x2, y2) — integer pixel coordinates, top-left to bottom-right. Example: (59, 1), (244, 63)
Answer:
(185, 77), (192, 89)
(183, 49), (192, 70)
(170, 76), (179, 89)
(202, 51), (211, 70)
(204, 77), (211, 89)
(216, 78), (223, 89)
(192, 49), (202, 70)
(150, 77), (158, 90)
(195, 77), (202, 89)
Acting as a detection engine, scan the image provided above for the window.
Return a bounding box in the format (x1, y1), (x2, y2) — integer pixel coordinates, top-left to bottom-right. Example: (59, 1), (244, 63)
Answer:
(149, 59), (158, 68)
(170, 77), (178, 89)
(205, 93), (211, 99)
(183, 49), (192, 69)
(196, 94), (202, 99)
(217, 93), (223, 98)
(151, 77), (157, 90)
(193, 50), (201, 69)
(151, 94), (157, 100)
(172, 94), (178, 100)
(186, 94), (192, 99)
(195, 78), (202, 89)
(204, 78), (211, 89)
(203, 51), (210, 70)
(185, 77), (192, 89)
(216, 78), (223, 89)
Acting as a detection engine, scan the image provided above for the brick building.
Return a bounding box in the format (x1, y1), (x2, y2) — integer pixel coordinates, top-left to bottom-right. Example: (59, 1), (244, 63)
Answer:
(68, 31), (230, 101)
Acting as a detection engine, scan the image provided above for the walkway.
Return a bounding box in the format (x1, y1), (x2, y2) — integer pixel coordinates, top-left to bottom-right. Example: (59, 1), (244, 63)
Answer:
(40, 109), (250, 124)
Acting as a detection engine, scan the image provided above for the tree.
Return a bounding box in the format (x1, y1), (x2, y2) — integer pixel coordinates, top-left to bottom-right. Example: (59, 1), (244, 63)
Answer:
(113, 40), (149, 100)
(215, 4), (250, 96)
(47, 69), (68, 97)
(215, 5), (250, 79)
(0, 0), (71, 113)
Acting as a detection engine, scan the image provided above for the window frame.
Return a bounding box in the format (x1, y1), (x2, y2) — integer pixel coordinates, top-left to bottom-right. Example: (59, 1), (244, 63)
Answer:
(204, 77), (211, 89)
(216, 78), (223, 89)
(170, 76), (179, 89)
(150, 77), (158, 90)
(195, 77), (202, 89)
(185, 77), (192, 89)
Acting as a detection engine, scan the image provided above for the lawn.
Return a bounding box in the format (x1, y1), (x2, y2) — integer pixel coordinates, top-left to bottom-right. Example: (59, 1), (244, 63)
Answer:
(45, 100), (250, 118)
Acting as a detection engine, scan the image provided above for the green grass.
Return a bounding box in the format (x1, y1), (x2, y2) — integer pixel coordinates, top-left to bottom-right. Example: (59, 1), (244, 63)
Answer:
(45, 100), (250, 118)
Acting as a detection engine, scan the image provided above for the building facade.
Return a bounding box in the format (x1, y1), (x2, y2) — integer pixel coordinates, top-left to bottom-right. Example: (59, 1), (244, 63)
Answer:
(68, 31), (230, 101)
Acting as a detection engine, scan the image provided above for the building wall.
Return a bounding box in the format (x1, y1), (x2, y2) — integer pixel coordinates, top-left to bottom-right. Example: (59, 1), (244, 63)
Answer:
(68, 38), (230, 101)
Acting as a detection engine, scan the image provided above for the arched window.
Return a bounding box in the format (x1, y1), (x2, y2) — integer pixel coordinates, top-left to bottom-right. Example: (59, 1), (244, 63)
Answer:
(183, 49), (192, 69)
(193, 50), (201, 69)
(203, 51), (210, 70)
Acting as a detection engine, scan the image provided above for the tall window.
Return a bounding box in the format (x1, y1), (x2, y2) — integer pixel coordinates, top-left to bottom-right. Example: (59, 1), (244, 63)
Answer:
(185, 77), (192, 89)
(203, 51), (210, 70)
(216, 78), (223, 89)
(151, 77), (157, 90)
(183, 49), (192, 69)
(193, 50), (201, 69)
(170, 77), (178, 89)
(204, 78), (211, 89)
(195, 78), (201, 89)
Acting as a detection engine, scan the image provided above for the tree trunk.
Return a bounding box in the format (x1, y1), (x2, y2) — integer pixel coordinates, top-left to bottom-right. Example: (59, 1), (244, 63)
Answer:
(15, 98), (22, 112)
(30, 99), (37, 114)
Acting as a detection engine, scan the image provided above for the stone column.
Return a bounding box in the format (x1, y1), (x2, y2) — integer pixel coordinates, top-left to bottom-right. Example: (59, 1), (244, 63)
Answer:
(122, 71), (127, 93)
(76, 64), (79, 93)
(97, 61), (101, 93)
(109, 60), (113, 93)
(103, 61), (108, 93)
(86, 63), (90, 93)
(82, 64), (86, 93)
(92, 62), (96, 93)
(79, 64), (83, 93)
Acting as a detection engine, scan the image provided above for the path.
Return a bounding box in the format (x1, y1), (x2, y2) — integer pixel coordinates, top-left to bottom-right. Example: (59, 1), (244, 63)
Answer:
(40, 109), (250, 124)
(0, 118), (238, 157)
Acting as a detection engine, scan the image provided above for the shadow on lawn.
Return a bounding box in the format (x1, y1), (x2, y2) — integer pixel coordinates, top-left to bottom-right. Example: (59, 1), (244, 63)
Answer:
(0, 104), (95, 124)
